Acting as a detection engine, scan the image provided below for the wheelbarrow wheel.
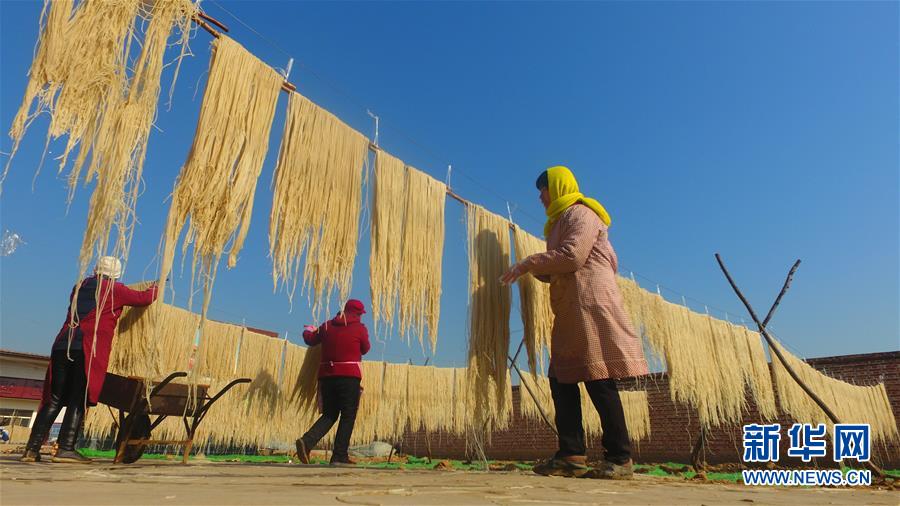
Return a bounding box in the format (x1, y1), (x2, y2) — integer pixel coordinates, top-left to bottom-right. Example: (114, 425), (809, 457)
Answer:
(115, 414), (151, 464)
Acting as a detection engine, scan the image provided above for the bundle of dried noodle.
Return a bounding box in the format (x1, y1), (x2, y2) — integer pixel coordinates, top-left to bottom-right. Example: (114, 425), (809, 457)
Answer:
(270, 92), (369, 318)
(512, 226), (553, 375)
(375, 363), (411, 441)
(77, 0), (196, 279)
(517, 372), (554, 421)
(6, 0), (196, 281)
(5, 0), (140, 188)
(580, 387), (651, 443)
(466, 205), (513, 433)
(616, 277), (777, 429)
(158, 36), (282, 379)
(370, 150), (447, 349)
(397, 167), (446, 350)
(108, 301), (197, 378)
(369, 152), (406, 336)
(292, 344), (322, 410)
(770, 339), (899, 445)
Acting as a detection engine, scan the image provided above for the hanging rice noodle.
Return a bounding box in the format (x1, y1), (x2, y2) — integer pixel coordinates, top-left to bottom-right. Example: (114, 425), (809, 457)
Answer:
(615, 276), (777, 429)
(352, 361), (385, 443)
(369, 151), (406, 336)
(158, 35), (281, 380)
(77, 0), (196, 279)
(512, 226), (553, 375)
(5, 0), (141, 189)
(770, 339), (898, 444)
(376, 362), (411, 441)
(263, 343), (316, 447)
(6, 0), (196, 280)
(466, 204), (513, 434)
(735, 324), (778, 420)
(270, 92), (369, 318)
(581, 387), (651, 443)
(160, 35), (281, 286)
(517, 372), (554, 421)
(369, 151), (447, 350)
(87, 302), (502, 449)
(450, 367), (470, 436)
(108, 301), (197, 378)
(396, 167), (446, 351)
(292, 344), (322, 410)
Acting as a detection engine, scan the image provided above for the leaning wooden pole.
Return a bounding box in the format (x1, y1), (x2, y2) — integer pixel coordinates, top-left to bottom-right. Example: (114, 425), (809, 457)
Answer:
(690, 426), (708, 472)
(691, 259), (802, 473)
(507, 336), (558, 436)
(714, 253), (886, 479)
(508, 356), (559, 437)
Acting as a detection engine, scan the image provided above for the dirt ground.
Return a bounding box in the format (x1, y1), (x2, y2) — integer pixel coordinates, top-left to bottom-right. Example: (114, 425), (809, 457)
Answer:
(1, 456), (896, 506)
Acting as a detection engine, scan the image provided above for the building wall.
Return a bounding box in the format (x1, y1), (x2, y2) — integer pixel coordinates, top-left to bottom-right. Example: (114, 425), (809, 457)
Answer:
(0, 358), (47, 380)
(0, 398), (40, 412)
(398, 351), (900, 468)
(0, 353), (52, 440)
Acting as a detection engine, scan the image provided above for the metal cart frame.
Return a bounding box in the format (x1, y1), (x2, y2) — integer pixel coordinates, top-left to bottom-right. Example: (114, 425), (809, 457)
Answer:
(99, 371), (250, 464)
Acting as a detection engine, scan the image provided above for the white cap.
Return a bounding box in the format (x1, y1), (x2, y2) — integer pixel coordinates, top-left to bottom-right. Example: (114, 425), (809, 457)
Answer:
(95, 256), (122, 279)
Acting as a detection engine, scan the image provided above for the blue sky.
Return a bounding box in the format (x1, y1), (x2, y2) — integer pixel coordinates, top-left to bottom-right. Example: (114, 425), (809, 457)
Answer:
(1, 1), (897, 367)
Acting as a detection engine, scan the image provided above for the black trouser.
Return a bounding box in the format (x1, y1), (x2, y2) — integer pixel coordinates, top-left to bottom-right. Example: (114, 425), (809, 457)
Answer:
(301, 376), (361, 462)
(26, 349), (88, 451)
(550, 376), (631, 464)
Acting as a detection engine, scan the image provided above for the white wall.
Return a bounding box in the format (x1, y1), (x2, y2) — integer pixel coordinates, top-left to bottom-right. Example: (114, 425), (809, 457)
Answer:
(0, 357), (47, 380)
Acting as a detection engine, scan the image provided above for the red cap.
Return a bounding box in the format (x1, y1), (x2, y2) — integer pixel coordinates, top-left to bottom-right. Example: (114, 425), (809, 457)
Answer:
(344, 299), (366, 315)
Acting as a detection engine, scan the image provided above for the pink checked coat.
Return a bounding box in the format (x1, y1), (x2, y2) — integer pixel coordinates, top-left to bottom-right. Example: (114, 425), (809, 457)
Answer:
(523, 204), (649, 383)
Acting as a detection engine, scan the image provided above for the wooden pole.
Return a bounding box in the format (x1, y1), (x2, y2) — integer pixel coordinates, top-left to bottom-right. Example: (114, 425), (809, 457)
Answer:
(715, 253), (885, 479)
(690, 259), (801, 473)
(507, 335), (557, 436)
(508, 357), (558, 437)
(690, 426), (707, 472)
(190, 13), (296, 93)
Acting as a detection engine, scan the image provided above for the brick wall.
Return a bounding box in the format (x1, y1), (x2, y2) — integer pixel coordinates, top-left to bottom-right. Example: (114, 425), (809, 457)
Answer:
(399, 351), (900, 467)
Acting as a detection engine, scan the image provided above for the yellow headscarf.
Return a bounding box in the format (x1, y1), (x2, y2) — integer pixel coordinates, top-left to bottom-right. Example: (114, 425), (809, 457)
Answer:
(543, 166), (611, 237)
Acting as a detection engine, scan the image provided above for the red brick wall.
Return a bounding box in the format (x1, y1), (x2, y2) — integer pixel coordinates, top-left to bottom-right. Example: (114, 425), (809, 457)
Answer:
(399, 351), (900, 467)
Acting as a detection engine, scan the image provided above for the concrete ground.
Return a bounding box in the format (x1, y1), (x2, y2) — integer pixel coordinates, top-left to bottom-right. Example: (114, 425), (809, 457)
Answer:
(0, 457), (896, 506)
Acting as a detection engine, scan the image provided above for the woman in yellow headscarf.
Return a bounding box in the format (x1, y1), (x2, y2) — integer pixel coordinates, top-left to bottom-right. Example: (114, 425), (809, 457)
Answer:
(502, 166), (648, 480)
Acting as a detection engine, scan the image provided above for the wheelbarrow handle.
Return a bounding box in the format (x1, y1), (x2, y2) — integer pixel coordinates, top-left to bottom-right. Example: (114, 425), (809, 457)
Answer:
(205, 378), (251, 407)
(194, 378), (251, 422)
(148, 371), (189, 398)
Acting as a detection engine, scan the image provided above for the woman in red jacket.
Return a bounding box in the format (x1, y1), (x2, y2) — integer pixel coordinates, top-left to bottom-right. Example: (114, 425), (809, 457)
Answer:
(21, 256), (158, 463)
(295, 299), (371, 466)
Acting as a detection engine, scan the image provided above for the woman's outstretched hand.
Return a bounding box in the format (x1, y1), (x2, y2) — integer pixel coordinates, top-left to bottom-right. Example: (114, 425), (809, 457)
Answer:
(500, 262), (528, 285)
(303, 324), (316, 333)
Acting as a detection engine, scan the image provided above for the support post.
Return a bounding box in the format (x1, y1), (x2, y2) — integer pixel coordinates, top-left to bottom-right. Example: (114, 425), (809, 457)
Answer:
(715, 254), (886, 479)
(690, 260), (800, 473)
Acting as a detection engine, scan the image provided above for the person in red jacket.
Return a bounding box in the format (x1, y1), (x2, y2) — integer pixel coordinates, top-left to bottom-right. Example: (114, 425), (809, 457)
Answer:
(21, 256), (158, 463)
(295, 299), (371, 466)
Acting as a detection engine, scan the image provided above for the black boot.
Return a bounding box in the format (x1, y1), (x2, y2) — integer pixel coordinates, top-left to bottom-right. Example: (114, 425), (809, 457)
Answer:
(52, 404), (91, 464)
(20, 408), (55, 462)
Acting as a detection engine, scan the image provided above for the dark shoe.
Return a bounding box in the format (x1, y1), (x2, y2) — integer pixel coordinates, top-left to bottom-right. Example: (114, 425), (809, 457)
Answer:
(20, 449), (41, 462)
(295, 439), (310, 464)
(52, 449), (92, 464)
(582, 459), (634, 480)
(330, 457), (356, 467)
(532, 455), (589, 478)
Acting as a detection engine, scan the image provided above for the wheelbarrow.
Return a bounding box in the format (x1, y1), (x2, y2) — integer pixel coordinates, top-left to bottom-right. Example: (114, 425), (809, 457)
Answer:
(98, 371), (250, 464)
